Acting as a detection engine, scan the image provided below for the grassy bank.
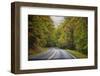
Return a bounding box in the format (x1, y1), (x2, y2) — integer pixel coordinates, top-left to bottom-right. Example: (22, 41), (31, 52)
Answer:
(29, 47), (48, 56)
(65, 49), (87, 58)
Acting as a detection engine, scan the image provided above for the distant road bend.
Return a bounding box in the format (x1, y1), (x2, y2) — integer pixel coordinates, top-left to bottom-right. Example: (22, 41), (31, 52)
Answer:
(29, 48), (76, 60)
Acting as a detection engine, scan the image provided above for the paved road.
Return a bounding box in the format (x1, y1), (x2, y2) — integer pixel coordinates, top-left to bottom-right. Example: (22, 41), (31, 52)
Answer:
(29, 48), (76, 60)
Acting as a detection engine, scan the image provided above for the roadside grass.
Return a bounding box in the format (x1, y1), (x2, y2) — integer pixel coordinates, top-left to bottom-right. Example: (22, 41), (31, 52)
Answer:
(29, 47), (48, 56)
(65, 49), (87, 58)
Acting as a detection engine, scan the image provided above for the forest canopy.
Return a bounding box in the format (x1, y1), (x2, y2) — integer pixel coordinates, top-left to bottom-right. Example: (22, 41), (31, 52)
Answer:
(28, 15), (88, 56)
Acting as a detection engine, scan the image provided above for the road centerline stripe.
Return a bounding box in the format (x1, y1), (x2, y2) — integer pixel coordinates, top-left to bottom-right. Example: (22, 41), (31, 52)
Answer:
(48, 48), (57, 59)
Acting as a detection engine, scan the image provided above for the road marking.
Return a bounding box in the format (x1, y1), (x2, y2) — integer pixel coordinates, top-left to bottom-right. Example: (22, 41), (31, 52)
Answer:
(48, 49), (57, 59)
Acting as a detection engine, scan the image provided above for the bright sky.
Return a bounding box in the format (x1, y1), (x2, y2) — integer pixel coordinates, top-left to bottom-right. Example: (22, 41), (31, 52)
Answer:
(50, 16), (64, 27)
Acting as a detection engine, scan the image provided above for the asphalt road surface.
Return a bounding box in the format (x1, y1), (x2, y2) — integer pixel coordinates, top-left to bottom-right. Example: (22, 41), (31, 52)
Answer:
(29, 48), (76, 60)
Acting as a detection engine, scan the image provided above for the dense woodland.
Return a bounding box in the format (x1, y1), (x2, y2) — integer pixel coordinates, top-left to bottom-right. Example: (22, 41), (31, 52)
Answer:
(28, 15), (88, 56)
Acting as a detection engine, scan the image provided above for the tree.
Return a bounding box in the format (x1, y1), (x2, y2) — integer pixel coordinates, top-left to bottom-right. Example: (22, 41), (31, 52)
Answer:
(57, 17), (77, 49)
(56, 17), (88, 55)
(74, 17), (88, 55)
(28, 15), (54, 49)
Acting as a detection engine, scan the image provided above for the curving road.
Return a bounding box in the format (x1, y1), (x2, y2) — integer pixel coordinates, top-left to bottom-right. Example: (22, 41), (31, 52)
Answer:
(29, 48), (76, 60)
